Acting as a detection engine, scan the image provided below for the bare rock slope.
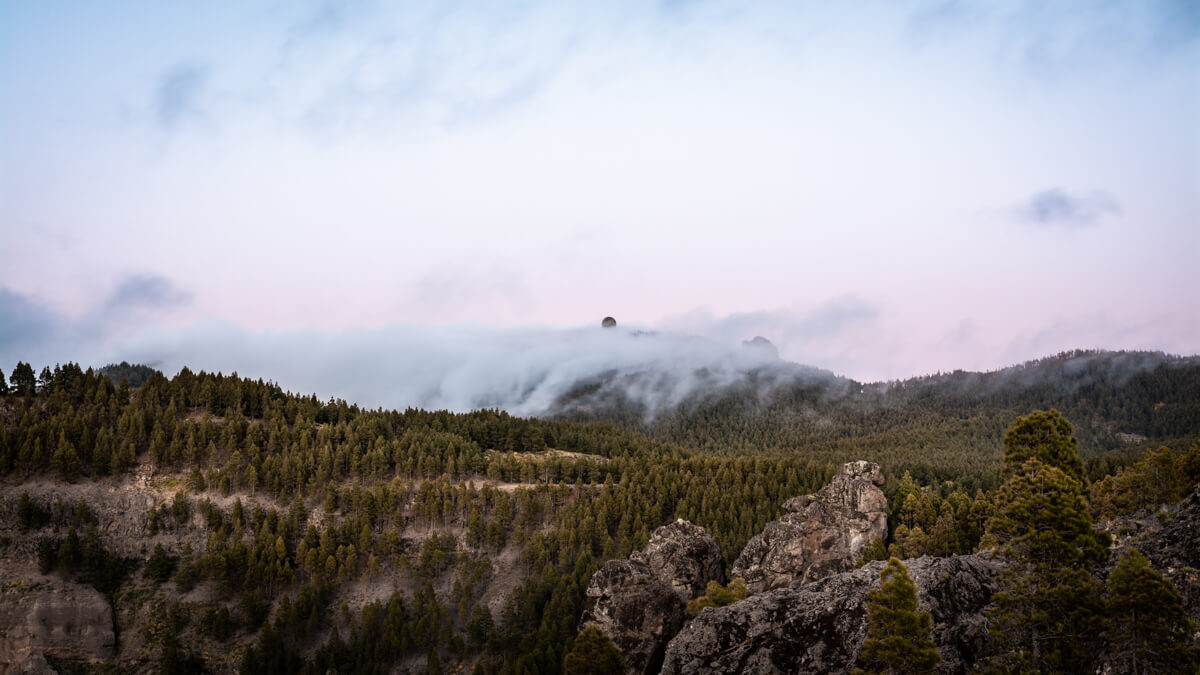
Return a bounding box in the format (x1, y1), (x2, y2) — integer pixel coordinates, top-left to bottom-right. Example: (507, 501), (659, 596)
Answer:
(0, 578), (115, 673)
(731, 460), (888, 593)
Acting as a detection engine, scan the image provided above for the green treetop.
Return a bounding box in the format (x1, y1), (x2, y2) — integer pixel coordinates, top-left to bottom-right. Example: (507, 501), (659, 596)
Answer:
(1003, 409), (1085, 482)
(855, 557), (940, 675)
(687, 577), (748, 616)
(564, 625), (622, 675)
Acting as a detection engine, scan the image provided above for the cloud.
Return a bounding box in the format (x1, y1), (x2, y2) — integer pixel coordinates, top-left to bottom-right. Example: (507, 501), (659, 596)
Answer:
(92, 319), (819, 416)
(662, 297), (880, 352)
(104, 275), (193, 313)
(271, 2), (578, 134)
(0, 295), (846, 416)
(0, 288), (67, 360)
(1018, 188), (1121, 227)
(156, 63), (208, 128)
(0, 275), (192, 369)
(906, 1), (1199, 72)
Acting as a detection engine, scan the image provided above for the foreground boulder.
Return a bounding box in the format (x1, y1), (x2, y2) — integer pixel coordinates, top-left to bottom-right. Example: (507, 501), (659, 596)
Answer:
(0, 579), (115, 670)
(662, 554), (1001, 675)
(732, 460), (888, 594)
(580, 519), (723, 675)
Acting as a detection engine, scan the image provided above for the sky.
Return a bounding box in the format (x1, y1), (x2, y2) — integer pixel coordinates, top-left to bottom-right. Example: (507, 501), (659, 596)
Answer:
(1, 0), (1197, 410)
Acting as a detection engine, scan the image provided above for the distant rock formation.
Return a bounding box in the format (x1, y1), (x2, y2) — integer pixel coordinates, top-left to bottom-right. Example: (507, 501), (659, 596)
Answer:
(602, 316), (618, 328)
(0, 579), (115, 669)
(580, 519), (723, 675)
(731, 460), (888, 594)
(741, 336), (779, 360)
(661, 554), (1002, 675)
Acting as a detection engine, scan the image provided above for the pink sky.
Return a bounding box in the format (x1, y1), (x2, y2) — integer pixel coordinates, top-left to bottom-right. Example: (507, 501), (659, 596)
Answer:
(1, 1), (1196, 395)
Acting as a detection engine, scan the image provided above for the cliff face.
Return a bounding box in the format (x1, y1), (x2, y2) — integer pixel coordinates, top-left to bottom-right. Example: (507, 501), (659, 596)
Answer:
(731, 460), (888, 594)
(0, 578), (115, 674)
(661, 554), (1002, 675)
(580, 519), (723, 675)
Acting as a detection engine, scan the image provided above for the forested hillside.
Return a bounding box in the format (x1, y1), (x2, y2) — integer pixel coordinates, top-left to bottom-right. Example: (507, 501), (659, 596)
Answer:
(0, 362), (835, 673)
(0, 355), (1197, 673)
(554, 350), (1200, 487)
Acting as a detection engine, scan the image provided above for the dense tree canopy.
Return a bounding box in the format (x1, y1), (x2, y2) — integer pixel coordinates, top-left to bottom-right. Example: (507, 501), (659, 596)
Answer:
(2, 359), (1198, 673)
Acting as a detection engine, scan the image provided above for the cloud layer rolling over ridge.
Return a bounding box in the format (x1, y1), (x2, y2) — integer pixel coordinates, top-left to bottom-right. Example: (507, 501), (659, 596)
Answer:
(0, 0), (1195, 412)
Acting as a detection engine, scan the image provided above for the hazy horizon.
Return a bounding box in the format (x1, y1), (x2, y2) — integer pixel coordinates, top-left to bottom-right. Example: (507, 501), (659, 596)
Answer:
(2, 1), (1196, 400)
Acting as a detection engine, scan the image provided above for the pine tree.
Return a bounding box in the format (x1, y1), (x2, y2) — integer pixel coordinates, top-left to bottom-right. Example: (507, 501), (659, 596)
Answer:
(981, 458), (1109, 673)
(855, 558), (939, 675)
(1105, 548), (1200, 674)
(1003, 409), (1084, 482)
(50, 432), (81, 482)
(564, 626), (622, 675)
(10, 361), (35, 396)
(145, 543), (176, 583)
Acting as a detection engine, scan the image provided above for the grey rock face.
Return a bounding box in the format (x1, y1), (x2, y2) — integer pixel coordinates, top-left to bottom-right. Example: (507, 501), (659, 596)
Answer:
(0, 581), (115, 669)
(732, 460), (888, 594)
(631, 519), (725, 601)
(1132, 484), (1200, 623)
(661, 554), (1002, 675)
(580, 519), (724, 675)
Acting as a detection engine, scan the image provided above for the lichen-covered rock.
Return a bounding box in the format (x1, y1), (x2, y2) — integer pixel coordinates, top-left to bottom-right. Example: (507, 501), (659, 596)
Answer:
(631, 519), (724, 601)
(14, 652), (58, 674)
(0, 580), (115, 669)
(1129, 484), (1200, 623)
(661, 554), (1002, 675)
(580, 520), (723, 675)
(732, 460), (888, 594)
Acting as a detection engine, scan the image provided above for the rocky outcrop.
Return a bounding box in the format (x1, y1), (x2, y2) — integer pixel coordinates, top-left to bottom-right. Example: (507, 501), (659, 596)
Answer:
(731, 460), (888, 594)
(630, 520), (725, 601)
(661, 554), (1002, 675)
(0, 580), (115, 671)
(580, 519), (723, 675)
(1131, 484), (1200, 623)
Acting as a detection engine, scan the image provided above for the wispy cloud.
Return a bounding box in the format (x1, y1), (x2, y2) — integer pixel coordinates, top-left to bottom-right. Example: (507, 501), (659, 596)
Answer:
(906, 0), (1199, 72)
(0, 288), (67, 359)
(272, 2), (579, 134)
(104, 275), (193, 313)
(663, 297), (880, 347)
(1018, 188), (1121, 227)
(156, 63), (208, 128)
(1, 274), (192, 368)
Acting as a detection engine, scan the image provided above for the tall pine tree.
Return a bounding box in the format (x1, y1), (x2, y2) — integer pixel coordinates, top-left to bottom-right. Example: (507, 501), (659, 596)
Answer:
(982, 437), (1110, 673)
(979, 410), (1111, 673)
